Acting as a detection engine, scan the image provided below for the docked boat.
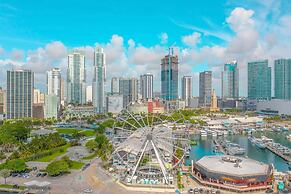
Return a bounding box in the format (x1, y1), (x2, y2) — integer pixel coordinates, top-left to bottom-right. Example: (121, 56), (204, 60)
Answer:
(248, 136), (256, 143)
(217, 130), (224, 136)
(227, 147), (246, 155)
(200, 130), (207, 137)
(254, 139), (266, 149)
(261, 136), (273, 145)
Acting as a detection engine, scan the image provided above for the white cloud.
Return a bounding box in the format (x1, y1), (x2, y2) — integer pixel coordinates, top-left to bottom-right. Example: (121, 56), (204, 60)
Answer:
(45, 41), (67, 59)
(182, 32), (201, 47)
(159, 33), (168, 44)
(0, 47), (4, 55)
(10, 49), (24, 61)
(226, 7), (255, 32)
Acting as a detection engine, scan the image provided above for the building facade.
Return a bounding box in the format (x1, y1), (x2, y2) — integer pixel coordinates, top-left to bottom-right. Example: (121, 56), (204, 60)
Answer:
(181, 76), (192, 107)
(111, 77), (119, 94)
(221, 61), (239, 99)
(256, 99), (291, 116)
(34, 89), (45, 104)
(274, 59), (291, 100)
(119, 77), (138, 107)
(47, 68), (62, 106)
(161, 48), (178, 100)
(92, 47), (106, 113)
(44, 94), (58, 118)
(106, 94), (123, 114)
(140, 73), (153, 100)
(6, 70), (34, 119)
(86, 85), (92, 103)
(248, 60), (271, 100)
(0, 87), (6, 114)
(199, 71), (212, 107)
(67, 50), (86, 105)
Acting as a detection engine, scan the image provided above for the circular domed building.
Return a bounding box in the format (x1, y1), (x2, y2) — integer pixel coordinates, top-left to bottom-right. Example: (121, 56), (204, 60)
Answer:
(192, 156), (273, 192)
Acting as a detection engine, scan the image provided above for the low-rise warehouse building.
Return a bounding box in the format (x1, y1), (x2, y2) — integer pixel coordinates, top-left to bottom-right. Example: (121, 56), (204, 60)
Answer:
(256, 99), (291, 116)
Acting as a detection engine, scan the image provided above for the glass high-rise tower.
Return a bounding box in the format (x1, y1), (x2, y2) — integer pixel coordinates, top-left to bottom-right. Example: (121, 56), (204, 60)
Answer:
(182, 76), (192, 107)
(275, 59), (291, 100)
(67, 50), (86, 105)
(221, 61), (239, 99)
(199, 71), (212, 107)
(119, 78), (138, 107)
(47, 68), (62, 107)
(92, 47), (106, 113)
(248, 60), (271, 100)
(140, 73), (153, 100)
(161, 48), (178, 100)
(6, 70), (34, 119)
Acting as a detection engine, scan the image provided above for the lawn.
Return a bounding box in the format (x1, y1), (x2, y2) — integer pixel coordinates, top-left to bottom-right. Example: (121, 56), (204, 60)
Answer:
(0, 184), (26, 190)
(34, 144), (70, 162)
(70, 161), (84, 169)
(56, 128), (96, 137)
(82, 152), (98, 160)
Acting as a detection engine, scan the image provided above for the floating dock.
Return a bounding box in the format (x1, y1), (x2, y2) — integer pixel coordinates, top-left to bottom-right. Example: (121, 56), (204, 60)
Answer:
(266, 144), (291, 162)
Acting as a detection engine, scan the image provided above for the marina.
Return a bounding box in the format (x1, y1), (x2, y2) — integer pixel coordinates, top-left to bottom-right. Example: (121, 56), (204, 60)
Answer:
(187, 134), (291, 172)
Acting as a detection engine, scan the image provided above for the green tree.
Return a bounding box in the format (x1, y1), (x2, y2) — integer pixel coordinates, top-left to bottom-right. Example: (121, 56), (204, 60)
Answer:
(0, 169), (10, 184)
(5, 159), (27, 172)
(95, 134), (109, 149)
(85, 140), (98, 152)
(46, 160), (69, 176)
(61, 156), (73, 168)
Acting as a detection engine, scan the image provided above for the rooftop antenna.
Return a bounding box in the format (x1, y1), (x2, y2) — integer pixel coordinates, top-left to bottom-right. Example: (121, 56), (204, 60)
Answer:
(168, 42), (176, 56)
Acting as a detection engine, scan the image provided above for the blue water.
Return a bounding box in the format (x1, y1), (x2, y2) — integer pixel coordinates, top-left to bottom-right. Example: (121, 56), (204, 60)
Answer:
(187, 135), (289, 172)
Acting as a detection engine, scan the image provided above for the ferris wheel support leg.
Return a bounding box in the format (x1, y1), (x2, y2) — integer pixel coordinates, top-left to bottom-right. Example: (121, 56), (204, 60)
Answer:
(151, 140), (168, 184)
(130, 140), (149, 181)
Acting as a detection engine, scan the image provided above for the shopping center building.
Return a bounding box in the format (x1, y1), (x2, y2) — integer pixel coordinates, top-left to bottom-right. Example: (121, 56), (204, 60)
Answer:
(191, 156), (273, 192)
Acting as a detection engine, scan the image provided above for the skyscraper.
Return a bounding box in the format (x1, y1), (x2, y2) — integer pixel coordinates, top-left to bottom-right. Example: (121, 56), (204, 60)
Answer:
(119, 77), (138, 107)
(248, 60), (271, 100)
(161, 48), (178, 100)
(92, 47), (106, 113)
(61, 77), (65, 106)
(86, 85), (92, 103)
(47, 68), (62, 106)
(274, 59), (291, 100)
(0, 87), (6, 114)
(44, 94), (58, 118)
(67, 50), (86, 105)
(199, 71), (212, 107)
(34, 89), (45, 104)
(6, 70), (34, 119)
(221, 61), (239, 99)
(181, 76), (192, 107)
(140, 73), (153, 100)
(111, 77), (120, 94)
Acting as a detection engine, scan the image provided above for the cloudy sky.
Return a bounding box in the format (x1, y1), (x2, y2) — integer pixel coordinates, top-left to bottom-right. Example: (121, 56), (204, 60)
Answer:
(0, 0), (291, 97)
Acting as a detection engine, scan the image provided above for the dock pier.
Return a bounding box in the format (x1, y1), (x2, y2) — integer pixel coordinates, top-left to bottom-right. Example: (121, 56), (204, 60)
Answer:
(266, 145), (291, 162)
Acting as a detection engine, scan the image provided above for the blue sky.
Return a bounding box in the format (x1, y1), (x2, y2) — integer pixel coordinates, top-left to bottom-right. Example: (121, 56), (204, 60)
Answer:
(0, 0), (230, 49)
(0, 0), (291, 96)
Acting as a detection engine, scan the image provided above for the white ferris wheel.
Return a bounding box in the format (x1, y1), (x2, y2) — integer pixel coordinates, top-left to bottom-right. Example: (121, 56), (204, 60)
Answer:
(110, 106), (190, 185)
